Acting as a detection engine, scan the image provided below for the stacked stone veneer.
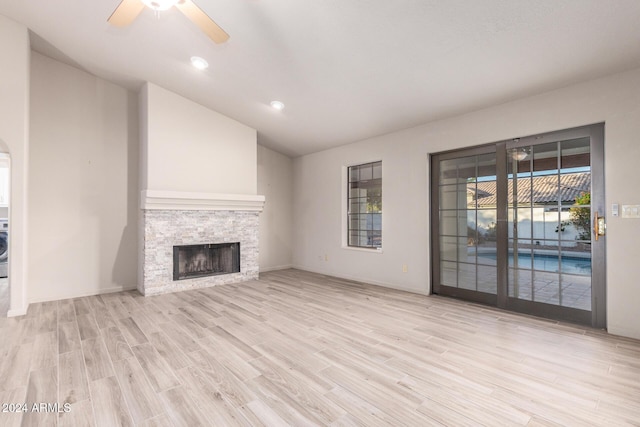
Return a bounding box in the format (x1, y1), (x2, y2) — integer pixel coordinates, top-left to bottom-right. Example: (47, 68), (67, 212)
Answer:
(140, 209), (259, 295)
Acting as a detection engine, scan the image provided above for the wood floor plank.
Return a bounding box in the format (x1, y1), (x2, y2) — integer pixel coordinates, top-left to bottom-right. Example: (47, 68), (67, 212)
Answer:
(246, 374), (326, 426)
(117, 294), (140, 315)
(93, 304), (118, 330)
(89, 376), (134, 427)
(29, 330), (58, 371)
(416, 397), (479, 427)
(195, 338), (261, 383)
(58, 320), (81, 354)
(118, 317), (149, 346)
(0, 342), (33, 392)
(22, 365), (58, 427)
(103, 297), (131, 320)
(207, 325), (261, 360)
(413, 377), (529, 426)
(238, 400), (290, 427)
(131, 342), (181, 392)
(159, 386), (209, 427)
(0, 386), (27, 427)
(0, 319), (25, 352)
(112, 356), (164, 424)
(213, 316), (265, 346)
(35, 309), (57, 335)
(58, 300), (76, 323)
(25, 302), (44, 317)
(321, 365), (434, 426)
(147, 331), (192, 371)
(249, 356), (346, 424)
(158, 320), (202, 353)
(130, 312), (160, 338)
(330, 413), (369, 427)
(77, 314), (100, 341)
(186, 349), (257, 408)
(178, 305), (217, 329)
(177, 366), (250, 427)
(58, 398), (96, 427)
(19, 318), (39, 344)
(191, 299), (225, 319)
(73, 298), (92, 316)
(100, 326), (134, 362)
(324, 385), (402, 426)
(256, 342), (335, 393)
(147, 293), (184, 316)
(254, 339), (329, 374)
(138, 413), (175, 427)
(59, 350), (90, 405)
(82, 337), (115, 381)
(141, 303), (172, 326)
(168, 312), (210, 339)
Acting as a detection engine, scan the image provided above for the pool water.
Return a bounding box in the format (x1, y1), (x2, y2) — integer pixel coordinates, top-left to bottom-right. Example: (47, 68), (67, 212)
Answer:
(478, 253), (591, 275)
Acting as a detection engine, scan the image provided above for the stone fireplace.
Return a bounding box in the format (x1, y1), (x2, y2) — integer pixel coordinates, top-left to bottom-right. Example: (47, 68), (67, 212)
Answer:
(139, 191), (265, 296)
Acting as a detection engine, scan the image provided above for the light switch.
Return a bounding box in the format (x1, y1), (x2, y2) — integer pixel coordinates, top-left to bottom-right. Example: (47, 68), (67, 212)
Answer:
(621, 205), (640, 218)
(612, 203), (619, 217)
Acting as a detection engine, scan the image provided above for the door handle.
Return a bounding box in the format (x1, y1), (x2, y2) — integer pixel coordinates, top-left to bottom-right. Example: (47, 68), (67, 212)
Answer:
(594, 212), (606, 241)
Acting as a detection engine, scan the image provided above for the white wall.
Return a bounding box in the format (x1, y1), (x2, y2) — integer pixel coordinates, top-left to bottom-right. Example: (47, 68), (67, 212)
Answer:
(292, 66), (640, 340)
(0, 15), (30, 316)
(28, 52), (139, 302)
(257, 145), (293, 271)
(141, 83), (257, 195)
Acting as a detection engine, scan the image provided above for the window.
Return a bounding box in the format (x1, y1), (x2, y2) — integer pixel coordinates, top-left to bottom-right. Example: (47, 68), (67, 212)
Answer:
(348, 161), (382, 248)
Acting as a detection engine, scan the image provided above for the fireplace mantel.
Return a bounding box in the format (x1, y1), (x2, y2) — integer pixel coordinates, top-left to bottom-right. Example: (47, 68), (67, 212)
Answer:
(141, 190), (265, 212)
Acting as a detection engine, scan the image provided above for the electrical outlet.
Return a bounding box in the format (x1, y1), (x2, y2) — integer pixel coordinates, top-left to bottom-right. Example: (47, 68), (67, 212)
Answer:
(622, 205), (640, 218)
(402, 264), (408, 273)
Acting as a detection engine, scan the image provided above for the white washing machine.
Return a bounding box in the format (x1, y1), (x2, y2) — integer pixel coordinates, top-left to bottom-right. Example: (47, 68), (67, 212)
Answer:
(0, 219), (7, 278)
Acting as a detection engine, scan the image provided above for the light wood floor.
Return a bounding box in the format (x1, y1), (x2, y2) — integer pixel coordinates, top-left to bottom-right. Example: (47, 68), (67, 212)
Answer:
(1, 269), (639, 426)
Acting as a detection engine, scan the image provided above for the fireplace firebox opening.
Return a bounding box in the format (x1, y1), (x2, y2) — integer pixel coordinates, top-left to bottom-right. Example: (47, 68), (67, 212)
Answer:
(173, 242), (240, 281)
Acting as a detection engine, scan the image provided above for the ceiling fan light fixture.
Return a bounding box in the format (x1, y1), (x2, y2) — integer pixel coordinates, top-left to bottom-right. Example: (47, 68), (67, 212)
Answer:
(142, 0), (179, 11)
(190, 56), (209, 70)
(270, 101), (285, 111)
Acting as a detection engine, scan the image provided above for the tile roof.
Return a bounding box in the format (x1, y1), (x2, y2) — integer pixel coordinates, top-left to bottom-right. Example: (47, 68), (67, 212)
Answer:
(470, 172), (590, 207)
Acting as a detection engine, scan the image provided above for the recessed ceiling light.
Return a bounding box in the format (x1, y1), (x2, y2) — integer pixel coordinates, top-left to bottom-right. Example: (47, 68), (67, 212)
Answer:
(190, 56), (209, 70)
(142, 0), (179, 11)
(270, 101), (285, 111)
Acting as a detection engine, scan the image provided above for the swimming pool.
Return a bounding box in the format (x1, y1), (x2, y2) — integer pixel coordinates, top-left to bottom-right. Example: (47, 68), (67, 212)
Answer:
(478, 252), (591, 275)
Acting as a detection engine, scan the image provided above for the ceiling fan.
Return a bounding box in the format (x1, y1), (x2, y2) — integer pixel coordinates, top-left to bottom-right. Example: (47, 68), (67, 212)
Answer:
(108, 0), (229, 44)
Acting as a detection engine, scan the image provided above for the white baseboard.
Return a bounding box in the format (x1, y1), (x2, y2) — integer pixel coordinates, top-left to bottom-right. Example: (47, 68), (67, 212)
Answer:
(7, 306), (28, 317)
(27, 285), (138, 304)
(290, 264), (430, 296)
(607, 324), (640, 341)
(259, 264), (294, 273)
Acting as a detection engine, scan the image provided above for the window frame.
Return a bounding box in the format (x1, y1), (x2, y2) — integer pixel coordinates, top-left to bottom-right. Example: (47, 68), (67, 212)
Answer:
(345, 160), (383, 250)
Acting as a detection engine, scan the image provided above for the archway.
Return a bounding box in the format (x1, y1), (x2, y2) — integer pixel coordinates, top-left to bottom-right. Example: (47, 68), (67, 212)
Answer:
(0, 143), (10, 317)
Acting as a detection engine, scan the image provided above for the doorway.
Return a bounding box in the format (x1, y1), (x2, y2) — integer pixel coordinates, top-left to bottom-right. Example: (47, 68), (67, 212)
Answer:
(431, 124), (605, 328)
(0, 154), (8, 317)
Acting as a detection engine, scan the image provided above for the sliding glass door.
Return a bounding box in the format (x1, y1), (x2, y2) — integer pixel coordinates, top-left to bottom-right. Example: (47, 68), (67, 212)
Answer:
(434, 147), (498, 305)
(431, 124), (606, 327)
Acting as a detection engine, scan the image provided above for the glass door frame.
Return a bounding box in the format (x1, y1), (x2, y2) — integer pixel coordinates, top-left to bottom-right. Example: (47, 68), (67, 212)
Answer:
(430, 123), (606, 328)
(430, 143), (499, 307)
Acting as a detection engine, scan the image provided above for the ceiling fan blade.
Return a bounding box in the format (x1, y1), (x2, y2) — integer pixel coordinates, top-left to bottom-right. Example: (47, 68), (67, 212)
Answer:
(108, 0), (145, 27)
(175, 0), (230, 44)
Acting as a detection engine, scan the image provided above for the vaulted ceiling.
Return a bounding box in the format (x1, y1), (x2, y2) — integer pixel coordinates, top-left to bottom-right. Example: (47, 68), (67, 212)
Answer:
(2, 1), (640, 157)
